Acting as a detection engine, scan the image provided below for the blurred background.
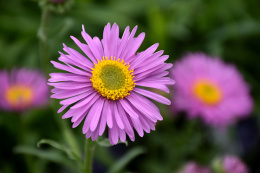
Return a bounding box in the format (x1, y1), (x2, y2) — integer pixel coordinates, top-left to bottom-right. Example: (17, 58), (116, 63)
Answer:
(0, 0), (260, 172)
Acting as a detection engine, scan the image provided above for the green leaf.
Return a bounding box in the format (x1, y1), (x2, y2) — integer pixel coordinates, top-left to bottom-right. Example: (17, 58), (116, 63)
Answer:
(109, 147), (146, 173)
(14, 145), (77, 172)
(37, 139), (83, 169)
(96, 137), (128, 147)
(211, 158), (226, 173)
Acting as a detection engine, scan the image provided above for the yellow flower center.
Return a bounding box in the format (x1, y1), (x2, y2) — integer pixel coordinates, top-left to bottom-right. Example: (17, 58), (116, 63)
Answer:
(90, 57), (135, 100)
(192, 79), (222, 105)
(5, 85), (33, 108)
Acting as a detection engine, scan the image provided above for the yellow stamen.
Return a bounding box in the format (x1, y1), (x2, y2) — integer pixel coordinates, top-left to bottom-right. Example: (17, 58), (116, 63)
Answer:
(5, 85), (33, 108)
(192, 79), (222, 105)
(90, 56), (135, 100)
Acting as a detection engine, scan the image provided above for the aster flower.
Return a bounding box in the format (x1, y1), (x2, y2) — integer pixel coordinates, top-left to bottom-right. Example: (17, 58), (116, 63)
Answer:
(0, 68), (49, 112)
(171, 53), (253, 127)
(48, 23), (174, 145)
(179, 162), (211, 173)
(222, 155), (248, 173)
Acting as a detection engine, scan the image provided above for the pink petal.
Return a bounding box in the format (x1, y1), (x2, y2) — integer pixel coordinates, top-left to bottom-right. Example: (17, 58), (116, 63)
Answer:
(50, 61), (89, 76)
(90, 98), (105, 131)
(82, 97), (102, 134)
(131, 92), (160, 113)
(106, 101), (113, 128)
(48, 81), (92, 90)
(71, 93), (100, 125)
(81, 26), (102, 61)
(123, 32), (145, 62)
(134, 88), (171, 105)
(119, 26), (138, 60)
(59, 48), (91, 72)
(72, 113), (86, 128)
(133, 50), (164, 69)
(119, 130), (126, 142)
(98, 99), (109, 135)
(117, 102), (135, 138)
(71, 94), (99, 123)
(119, 99), (139, 119)
(49, 73), (90, 82)
(62, 108), (77, 119)
(130, 43), (159, 69)
(60, 90), (94, 105)
(102, 23), (112, 58)
(113, 101), (124, 129)
(57, 105), (68, 113)
(129, 114), (144, 137)
(109, 119), (119, 145)
(70, 36), (96, 63)
(116, 26), (130, 58)
(63, 45), (93, 69)
(136, 81), (169, 93)
(127, 95), (161, 122)
(51, 87), (92, 99)
(70, 92), (98, 109)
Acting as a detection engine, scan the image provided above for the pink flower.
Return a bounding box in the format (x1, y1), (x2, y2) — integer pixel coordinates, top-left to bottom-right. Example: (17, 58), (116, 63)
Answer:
(0, 68), (49, 112)
(171, 53), (253, 127)
(48, 23), (174, 145)
(223, 155), (248, 173)
(180, 162), (211, 173)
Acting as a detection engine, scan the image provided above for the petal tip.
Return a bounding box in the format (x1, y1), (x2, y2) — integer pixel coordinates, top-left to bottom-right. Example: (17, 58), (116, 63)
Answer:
(82, 24), (85, 32)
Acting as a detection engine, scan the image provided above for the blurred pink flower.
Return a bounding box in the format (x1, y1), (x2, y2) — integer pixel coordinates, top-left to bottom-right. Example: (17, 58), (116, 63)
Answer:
(223, 155), (248, 173)
(171, 53), (253, 127)
(180, 162), (211, 173)
(0, 68), (49, 112)
(48, 23), (174, 145)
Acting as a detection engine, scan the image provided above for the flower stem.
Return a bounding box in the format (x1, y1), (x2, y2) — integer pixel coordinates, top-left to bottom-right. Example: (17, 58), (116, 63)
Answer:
(38, 5), (81, 162)
(17, 113), (34, 173)
(51, 101), (81, 157)
(83, 138), (96, 173)
(38, 8), (50, 75)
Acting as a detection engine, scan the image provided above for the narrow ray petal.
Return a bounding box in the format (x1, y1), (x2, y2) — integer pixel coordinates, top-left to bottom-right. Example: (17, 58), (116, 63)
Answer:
(134, 88), (171, 105)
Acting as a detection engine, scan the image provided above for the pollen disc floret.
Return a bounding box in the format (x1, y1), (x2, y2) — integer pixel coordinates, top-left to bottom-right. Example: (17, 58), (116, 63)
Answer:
(193, 79), (222, 105)
(5, 85), (33, 108)
(90, 56), (135, 100)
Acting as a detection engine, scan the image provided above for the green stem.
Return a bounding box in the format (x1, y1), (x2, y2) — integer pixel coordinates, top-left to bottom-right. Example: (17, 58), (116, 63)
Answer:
(17, 114), (34, 173)
(83, 138), (96, 173)
(38, 5), (81, 164)
(38, 2), (81, 158)
(38, 8), (50, 75)
(51, 101), (81, 157)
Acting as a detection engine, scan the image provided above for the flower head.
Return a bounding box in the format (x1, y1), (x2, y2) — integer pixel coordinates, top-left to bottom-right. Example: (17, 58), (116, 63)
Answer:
(0, 68), (49, 112)
(171, 53), (253, 127)
(222, 155), (248, 173)
(179, 162), (211, 173)
(48, 23), (174, 145)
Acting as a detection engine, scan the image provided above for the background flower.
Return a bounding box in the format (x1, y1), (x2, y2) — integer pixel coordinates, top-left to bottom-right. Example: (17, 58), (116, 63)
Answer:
(222, 155), (248, 173)
(179, 162), (211, 173)
(171, 53), (253, 127)
(0, 68), (49, 112)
